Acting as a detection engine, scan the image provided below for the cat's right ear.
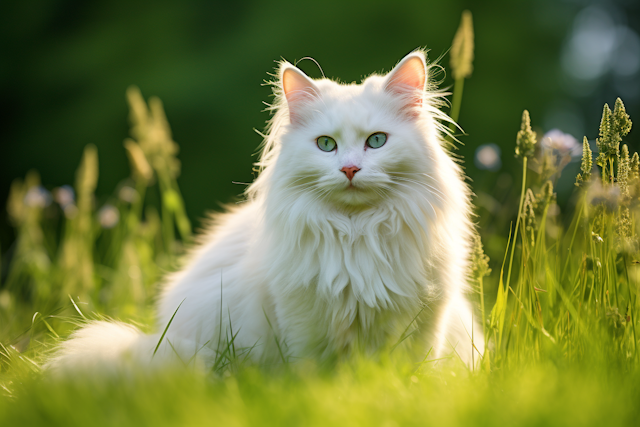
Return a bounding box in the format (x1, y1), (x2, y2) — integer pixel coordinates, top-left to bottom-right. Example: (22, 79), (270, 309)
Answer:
(281, 63), (319, 125)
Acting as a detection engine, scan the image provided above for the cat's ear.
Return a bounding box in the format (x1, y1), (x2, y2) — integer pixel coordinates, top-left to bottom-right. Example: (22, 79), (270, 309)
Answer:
(281, 63), (320, 125)
(384, 51), (426, 110)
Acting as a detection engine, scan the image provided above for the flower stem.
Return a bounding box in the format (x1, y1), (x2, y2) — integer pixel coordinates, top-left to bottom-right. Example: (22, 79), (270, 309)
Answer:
(506, 157), (528, 292)
(448, 77), (465, 134)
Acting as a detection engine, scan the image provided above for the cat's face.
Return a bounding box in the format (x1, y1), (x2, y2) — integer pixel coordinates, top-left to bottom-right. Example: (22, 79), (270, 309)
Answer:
(275, 52), (439, 209)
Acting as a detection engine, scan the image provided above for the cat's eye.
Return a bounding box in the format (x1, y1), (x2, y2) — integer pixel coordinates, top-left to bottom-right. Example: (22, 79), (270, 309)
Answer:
(366, 132), (387, 149)
(317, 136), (337, 152)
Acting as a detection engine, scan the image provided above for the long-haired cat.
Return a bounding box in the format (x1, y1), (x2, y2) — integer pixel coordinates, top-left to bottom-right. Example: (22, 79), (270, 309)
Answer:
(47, 50), (484, 373)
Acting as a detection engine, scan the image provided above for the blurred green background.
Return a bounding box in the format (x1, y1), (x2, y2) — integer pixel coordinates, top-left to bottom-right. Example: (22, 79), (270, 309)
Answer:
(1, 0), (639, 258)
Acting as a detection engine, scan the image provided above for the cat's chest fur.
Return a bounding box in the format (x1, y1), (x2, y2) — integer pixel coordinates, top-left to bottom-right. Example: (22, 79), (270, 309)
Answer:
(262, 199), (435, 357)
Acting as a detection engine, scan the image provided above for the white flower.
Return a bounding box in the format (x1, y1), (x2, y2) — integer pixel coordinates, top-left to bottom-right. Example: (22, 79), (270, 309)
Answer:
(54, 185), (75, 208)
(118, 186), (139, 203)
(541, 129), (581, 158)
(474, 143), (501, 171)
(98, 204), (120, 229)
(24, 186), (52, 208)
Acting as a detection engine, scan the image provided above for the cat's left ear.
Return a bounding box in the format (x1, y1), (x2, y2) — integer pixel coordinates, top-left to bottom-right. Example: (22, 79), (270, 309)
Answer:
(384, 51), (426, 109)
(281, 63), (320, 125)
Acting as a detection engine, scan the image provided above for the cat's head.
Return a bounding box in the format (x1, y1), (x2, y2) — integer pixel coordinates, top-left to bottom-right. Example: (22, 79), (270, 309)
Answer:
(255, 51), (452, 210)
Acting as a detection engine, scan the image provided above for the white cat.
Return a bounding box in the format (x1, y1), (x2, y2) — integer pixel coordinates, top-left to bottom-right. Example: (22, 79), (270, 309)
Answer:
(46, 50), (484, 373)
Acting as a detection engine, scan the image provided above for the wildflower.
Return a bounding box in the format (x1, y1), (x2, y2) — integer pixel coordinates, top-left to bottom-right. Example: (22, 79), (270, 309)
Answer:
(474, 143), (501, 171)
(54, 185), (75, 208)
(118, 186), (139, 203)
(515, 110), (537, 160)
(541, 129), (581, 158)
(98, 204), (120, 229)
(24, 186), (52, 208)
(575, 137), (593, 186)
(450, 10), (474, 80)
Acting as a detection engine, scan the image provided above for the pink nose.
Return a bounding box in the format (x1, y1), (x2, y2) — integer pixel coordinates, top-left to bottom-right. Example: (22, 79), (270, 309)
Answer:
(341, 166), (360, 181)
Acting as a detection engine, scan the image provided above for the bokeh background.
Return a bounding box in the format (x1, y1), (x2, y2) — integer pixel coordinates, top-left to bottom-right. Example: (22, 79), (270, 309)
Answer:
(1, 0), (639, 262)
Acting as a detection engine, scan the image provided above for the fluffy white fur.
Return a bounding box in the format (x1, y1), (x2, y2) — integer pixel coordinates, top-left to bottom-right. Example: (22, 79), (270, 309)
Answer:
(46, 50), (484, 374)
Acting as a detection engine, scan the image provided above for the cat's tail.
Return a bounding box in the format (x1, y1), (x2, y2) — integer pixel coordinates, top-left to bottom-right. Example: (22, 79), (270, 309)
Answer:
(44, 321), (212, 375)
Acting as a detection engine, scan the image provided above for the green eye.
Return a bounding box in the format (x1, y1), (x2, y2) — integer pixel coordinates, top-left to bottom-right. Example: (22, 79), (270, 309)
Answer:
(317, 136), (337, 152)
(366, 132), (387, 149)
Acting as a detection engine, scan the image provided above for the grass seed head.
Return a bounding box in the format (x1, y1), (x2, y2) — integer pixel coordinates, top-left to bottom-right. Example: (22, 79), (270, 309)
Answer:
(539, 180), (556, 207)
(515, 110), (537, 160)
(631, 152), (639, 181)
(450, 10), (474, 80)
(576, 137), (593, 187)
(613, 98), (632, 138)
(596, 103), (616, 169)
(618, 144), (630, 198)
(470, 232), (491, 284)
(124, 139), (153, 183)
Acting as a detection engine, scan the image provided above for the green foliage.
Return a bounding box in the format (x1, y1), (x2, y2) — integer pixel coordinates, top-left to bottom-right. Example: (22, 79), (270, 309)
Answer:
(0, 90), (192, 334)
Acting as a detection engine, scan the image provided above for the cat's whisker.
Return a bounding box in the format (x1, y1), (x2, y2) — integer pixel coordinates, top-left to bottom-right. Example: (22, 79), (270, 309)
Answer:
(387, 181), (439, 219)
(389, 177), (445, 200)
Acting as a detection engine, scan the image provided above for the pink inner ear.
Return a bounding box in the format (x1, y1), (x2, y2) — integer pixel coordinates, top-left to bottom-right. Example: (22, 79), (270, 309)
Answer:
(282, 67), (316, 104)
(282, 66), (318, 124)
(386, 56), (426, 93)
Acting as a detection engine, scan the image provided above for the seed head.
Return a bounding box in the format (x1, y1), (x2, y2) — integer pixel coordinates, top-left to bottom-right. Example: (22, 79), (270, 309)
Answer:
(450, 10), (474, 80)
(596, 104), (616, 168)
(596, 98), (633, 172)
(618, 144), (630, 198)
(124, 139), (153, 182)
(631, 152), (639, 182)
(576, 137), (593, 187)
(470, 232), (491, 283)
(76, 144), (98, 198)
(515, 110), (537, 160)
(617, 206), (634, 252)
(613, 98), (632, 138)
(539, 180), (556, 206)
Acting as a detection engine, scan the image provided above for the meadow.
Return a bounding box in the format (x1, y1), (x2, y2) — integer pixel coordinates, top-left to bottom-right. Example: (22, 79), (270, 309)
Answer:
(1, 15), (639, 427)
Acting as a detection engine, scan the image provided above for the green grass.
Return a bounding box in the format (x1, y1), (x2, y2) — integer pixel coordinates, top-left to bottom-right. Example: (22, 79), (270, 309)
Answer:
(1, 359), (639, 427)
(2, 38), (640, 426)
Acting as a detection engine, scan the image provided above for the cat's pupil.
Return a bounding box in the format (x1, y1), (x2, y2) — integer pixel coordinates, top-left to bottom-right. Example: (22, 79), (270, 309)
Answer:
(317, 136), (337, 152)
(366, 132), (387, 149)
